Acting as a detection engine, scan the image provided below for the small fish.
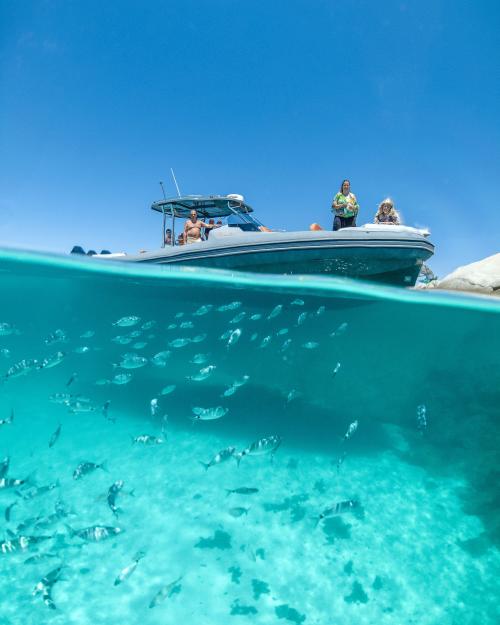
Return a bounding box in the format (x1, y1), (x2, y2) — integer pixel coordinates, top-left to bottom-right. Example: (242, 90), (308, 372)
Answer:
(132, 341), (147, 350)
(227, 328), (242, 347)
(95, 378), (111, 386)
(73, 461), (108, 480)
(180, 321), (194, 329)
(24, 552), (58, 565)
(222, 375), (250, 397)
(49, 392), (72, 404)
(343, 420), (358, 442)
(149, 576), (183, 608)
(169, 338), (191, 348)
(0, 409), (13, 426)
(277, 328), (289, 336)
(150, 398), (159, 417)
(331, 321), (348, 337)
(66, 524), (122, 542)
(267, 304), (283, 319)
(336, 451), (347, 473)
(191, 333), (207, 343)
(17, 481), (60, 500)
(230, 312), (246, 324)
(250, 313), (262, 321)
(66, 397), (96, 413)
(141, 320), (156, 330)
(315, 500), (359, 525)
(80, 330), (95, 338)
(296, 312), (308, 326)
(160, 384), (176, 396)
(190, 353), (209, 365)
(0, 322), (18, 336)
(37, 351), (66, 370)
(113, 316), (141, 327)
(44, 329), (67, 345)
(281, 338), (292, 352)
(114, 551), (146, 586)
(116, 353), (148, 369)
(228, 507), (249, 517)
(4, 501), (17, 522)
(193, 305), (213, 316)
(222, 386), (237, 397)
(132, 434), (164, 445)
(187, 364), (216, 382)
(259, 335), (272, 348)
(32, 565), (64, 610)
(66, 372), (78, 387)
(250, 333), (258, 342)
(1, 533), (53, 554)
(102, 400), (113, 422)
(200, 446), (236, 470)
(4, 359), (39, 380)
(236, 435), (282, 465)
(47, 424), (62, 449)
(225, 487), (259, 496)
(112, 335), (133, 345)
(302, 341), (319, 349)
(416, 404), (427, 433)
(151, 351), (171, 367)
(166, 323), (178, 330)
(107, 480), (125, 516)
(191, 406), (228, 421)
(112, 373), (132, 385)
(73, 346), (90, 354)
(0, 477), (26, 489)
(0, 456), (9, 478)
(174, 312), (184, 318)
(0, 348), (11, 358)
(217, 301), (242, 312)
(286, 389), (301, 403)
(316, 305), (326, 316)
(291, 298), (305, 306)
(333, 362), (341, 376)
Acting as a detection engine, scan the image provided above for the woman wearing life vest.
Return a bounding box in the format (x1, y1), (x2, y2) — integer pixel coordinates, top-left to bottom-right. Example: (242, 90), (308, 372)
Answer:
(332, 179), (359, 230)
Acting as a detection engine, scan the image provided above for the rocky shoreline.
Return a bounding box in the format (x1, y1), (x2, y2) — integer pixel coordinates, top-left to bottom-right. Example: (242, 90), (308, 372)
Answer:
(417, 253), (500, 298)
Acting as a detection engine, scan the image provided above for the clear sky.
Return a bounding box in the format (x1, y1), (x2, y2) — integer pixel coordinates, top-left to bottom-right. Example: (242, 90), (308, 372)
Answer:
(1, 0), (499, 277)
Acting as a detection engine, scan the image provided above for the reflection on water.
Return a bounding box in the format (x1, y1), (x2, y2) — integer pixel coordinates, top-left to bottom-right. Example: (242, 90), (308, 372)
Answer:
(0, 249), (499, 625)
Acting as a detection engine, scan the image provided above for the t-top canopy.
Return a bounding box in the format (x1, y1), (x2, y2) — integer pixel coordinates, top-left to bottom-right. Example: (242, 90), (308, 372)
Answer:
(151, 195), (253, 218)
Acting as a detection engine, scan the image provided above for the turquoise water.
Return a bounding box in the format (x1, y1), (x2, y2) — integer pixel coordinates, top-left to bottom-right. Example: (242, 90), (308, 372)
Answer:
(0, 248), (499, 625)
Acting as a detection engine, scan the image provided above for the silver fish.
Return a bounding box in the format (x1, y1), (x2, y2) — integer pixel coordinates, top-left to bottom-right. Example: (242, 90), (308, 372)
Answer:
(80, 330), (95, 338)
(116, 353), (148, 369)
(114, 551), (146, 586)
(193, 305), (213, 316)
(343, 420), (358, 442)
(32, 565), (65, 610)
(331, 321), (348, 337)
(160, 384), (176, 396)
(151, 350), (171, 367)
(66, 372), (78, 387)
(17, 481), (60, 500)
(187, 364), (216, 382)
(73, 461), (108, 480)
(316, 305), (326, 316)
(107, 480), (125, 516)
(222, 375), (249, 397)
(316, 500), (359, 524)
(190, 353), (209, 364)
(149, 576), (183, 608)
(225, 487), (259, 496)
(0, 477), (26, 489)
(296, 312), (308, 326)
(66, 397), (96, 413)
(113, 316), (141, 327)
(95, 378), (111, 386)
(167, 323), (178, 330)
(180, 321), (194, 329)
(38, 351), (66, 370)
(4, 501), (17, 521)
(227, 328), (242, 347)
(49, 392), (72, 404)
(132, 434), (164, 445)
(200, 446), (236, 470)
(281, 338), (292, 352)
(286, 389), (301, 403)
(191, 406), (228, 421)
(0, 322), (18, 336)
(267, 304), (283, 319)
(0, 348), (11, 358)
(191, 333), (206, 343)
(73, 346), (90, 354)
(169, 338), (191, 348)
(417, 404), (427, 433)
(230, 312), (246, 324)
(277, 328), (289, 335)
(112, 335), (133, 345)
(112, 373), (132, 385)
(0, 409), (13, 426)
(236, 435), (282, 465)
(259, 335), (272, 348)
(129, 330), (142, 338)
(141, 320), (156, 329)
(66, 524), (122, 542)
(44, 329), (67, 345)
(1, 533), (53, 554)
(333, 362), (341, 376)
(174, 312), (184, 318)
(250, 313), (262, 321)
(132, 341), (147, 350)
(217, 301), (242, 312)
(0, 456), (9, 478)
(150, 398), (159, 417)
(4, 359), (38, 379)
(302, 341), (319, 349)
(291, 299), (305, 306)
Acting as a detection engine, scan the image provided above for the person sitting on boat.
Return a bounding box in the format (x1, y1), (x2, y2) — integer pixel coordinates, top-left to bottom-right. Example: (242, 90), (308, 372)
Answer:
(204, 219), (215, 240)
(374, 198), (400, 225)
(332, 179), (359, 230)
(184, 210), (214, 244)
(165, 228), (172, 245)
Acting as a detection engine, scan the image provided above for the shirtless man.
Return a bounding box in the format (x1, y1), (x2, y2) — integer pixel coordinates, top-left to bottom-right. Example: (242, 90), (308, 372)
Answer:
(184, 210), (215, 244)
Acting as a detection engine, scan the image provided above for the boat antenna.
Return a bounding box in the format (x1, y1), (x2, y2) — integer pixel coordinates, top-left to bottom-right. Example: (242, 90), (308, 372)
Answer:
(159, 181), (167, 200)
(170, 168), (181, 198)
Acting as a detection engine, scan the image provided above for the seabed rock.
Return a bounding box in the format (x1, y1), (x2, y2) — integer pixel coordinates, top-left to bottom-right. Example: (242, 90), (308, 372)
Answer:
(419, 253), (500, 297)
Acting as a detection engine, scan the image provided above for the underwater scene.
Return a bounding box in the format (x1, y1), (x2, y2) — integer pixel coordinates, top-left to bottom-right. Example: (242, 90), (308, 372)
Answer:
(0, 248), (499, 625)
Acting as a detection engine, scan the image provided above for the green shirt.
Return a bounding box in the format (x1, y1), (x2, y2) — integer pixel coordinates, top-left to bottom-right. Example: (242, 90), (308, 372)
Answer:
(332, 192), (359, 218)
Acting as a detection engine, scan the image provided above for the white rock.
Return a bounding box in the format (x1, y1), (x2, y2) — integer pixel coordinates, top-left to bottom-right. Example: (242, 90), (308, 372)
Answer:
(436, 253), (500, 297)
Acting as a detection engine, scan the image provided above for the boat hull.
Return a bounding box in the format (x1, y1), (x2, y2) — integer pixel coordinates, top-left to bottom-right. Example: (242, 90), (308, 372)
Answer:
(122, 231), (434, 286)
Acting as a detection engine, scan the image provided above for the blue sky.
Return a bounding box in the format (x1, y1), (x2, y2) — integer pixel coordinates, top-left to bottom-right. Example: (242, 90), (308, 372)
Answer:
(1, 0), (499, 276)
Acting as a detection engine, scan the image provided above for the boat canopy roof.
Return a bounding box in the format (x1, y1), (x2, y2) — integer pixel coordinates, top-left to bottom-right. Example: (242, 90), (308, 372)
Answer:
(151, 195), (254, 218)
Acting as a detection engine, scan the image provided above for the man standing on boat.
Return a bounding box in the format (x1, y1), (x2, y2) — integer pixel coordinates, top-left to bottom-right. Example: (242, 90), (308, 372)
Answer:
(332, 179), (359, 230)
(184, 209), (215, 244)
